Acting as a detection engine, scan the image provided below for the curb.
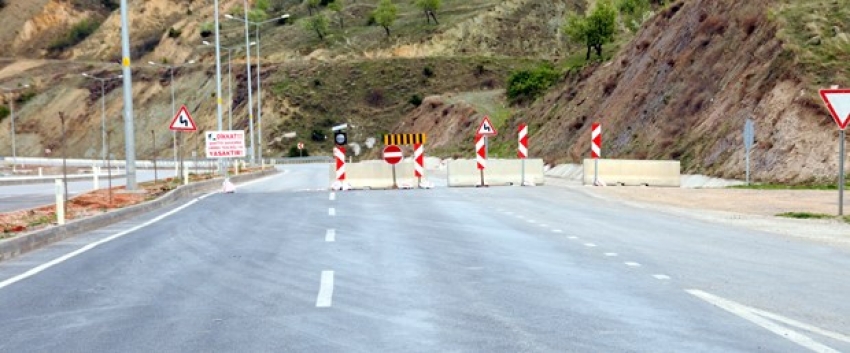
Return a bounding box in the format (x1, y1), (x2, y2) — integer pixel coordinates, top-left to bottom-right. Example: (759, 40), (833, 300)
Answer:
(0, 169), (277, 262)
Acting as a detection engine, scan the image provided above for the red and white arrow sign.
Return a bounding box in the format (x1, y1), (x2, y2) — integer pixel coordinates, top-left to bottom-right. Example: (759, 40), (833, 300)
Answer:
(476, 135), (486, 170)
(591, 123), (601, 159)
(819, 89), (850, 130)
(518, 124), (528, 159)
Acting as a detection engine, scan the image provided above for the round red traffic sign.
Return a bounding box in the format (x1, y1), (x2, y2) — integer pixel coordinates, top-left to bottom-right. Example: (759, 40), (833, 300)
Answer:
(383, 145), (403, 165)
(297, 142), (304, 150)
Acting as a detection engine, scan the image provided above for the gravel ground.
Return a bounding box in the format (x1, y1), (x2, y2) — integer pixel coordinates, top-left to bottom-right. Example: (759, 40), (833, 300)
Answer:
(546, 177), (850, 250)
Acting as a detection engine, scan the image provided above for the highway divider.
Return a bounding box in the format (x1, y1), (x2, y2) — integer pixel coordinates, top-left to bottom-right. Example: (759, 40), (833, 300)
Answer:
(582, 159), (680, 187)
(0, 169), (277, 262)
(447, 159), (545, 187)
(328, 161), (417, 189)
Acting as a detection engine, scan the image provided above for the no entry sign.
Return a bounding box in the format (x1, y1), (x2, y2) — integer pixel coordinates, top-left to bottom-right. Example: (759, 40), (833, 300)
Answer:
(383, 145), (403, 165)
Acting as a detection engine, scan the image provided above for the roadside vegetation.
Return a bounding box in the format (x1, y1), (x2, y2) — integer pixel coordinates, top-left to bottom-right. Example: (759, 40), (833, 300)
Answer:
(729, 181), (850, 190)
(776, 212), (850, 224)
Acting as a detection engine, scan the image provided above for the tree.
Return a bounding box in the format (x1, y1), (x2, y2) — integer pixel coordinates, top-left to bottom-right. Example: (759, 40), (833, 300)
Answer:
(373, 0), (397, 37)
(301, 13), (329, 40)
(562, 0), (617, 60)
(328, 0), (345, 29)
(305, 0), (320, 15)
(415, 0), (441, 24)
(616, 0), (650, 32)
(255, 0), (271, 12)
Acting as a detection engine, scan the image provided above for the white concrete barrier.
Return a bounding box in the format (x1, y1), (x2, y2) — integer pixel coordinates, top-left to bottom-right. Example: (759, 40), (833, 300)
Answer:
(447, 159), (545, 187)
(328, 160), (417, 189)
(582, 159), (680, 187)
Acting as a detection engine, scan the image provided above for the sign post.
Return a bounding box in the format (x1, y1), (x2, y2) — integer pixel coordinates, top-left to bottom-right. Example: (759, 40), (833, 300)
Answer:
(298, 142), (304, 157)
(818, 89), (850, 216)
(169, 105), (198, 182)
(383, 145), (403, 189)
(518, 124), (528, 185)
(476, 116), (497, 187)
(744, 118), (755, 186)
(591, 123), (601, 185)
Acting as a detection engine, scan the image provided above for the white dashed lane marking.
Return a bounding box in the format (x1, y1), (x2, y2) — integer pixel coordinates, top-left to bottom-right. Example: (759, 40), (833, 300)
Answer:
(329, 208), (335, 216)
(326, 229), (336, 242)
(605, 253), (618, 257)
(584, 243), (597, 247)
(653, 274), (670, 280)
(316, 271), (335, 308)
(625, 262), (641, 267)
(329, 193), (336, 201)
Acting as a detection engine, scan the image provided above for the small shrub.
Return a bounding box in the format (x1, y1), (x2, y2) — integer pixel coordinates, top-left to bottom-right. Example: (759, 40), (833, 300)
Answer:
(366, 13), (377, 26)
(408, 94), (423, 107)
(288, 146), (310, 157)
(311, 129), (326, 142)
(167, 27), (182, 38)
(0, 105), (9, 121)
(0, 0), (6, 9)
(48, 18), (102, 52)
(366, 88), (385, 107)
(422, 66), (434, 77)
(200, 22), (213, 38)
(506, 64), (561, 104)
(15, 90), (37, 104)
(100, 0), (118, 11)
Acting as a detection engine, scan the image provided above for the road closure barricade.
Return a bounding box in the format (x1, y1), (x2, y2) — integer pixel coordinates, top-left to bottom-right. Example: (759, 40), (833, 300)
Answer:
(447, 159), (545, 187)
(582, 159), (680, 187)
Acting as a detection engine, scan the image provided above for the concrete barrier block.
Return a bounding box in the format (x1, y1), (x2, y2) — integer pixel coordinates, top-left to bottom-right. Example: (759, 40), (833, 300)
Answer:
(328, 161), (418, 189)
(582, 159), (680, 187)
(447, 159), (545, 187)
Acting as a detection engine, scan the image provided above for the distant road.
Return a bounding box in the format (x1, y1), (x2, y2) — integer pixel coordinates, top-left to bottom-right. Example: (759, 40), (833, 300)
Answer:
(0, 164), (848, 352)
(0, 170), (176, 213)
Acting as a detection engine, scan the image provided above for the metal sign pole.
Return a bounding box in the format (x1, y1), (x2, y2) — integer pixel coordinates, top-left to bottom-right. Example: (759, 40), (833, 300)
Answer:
(521, 158), (526, 185)
(392, 164), (398, 189)
(746, 150), (751, 186)
(838, 129), (846, 216)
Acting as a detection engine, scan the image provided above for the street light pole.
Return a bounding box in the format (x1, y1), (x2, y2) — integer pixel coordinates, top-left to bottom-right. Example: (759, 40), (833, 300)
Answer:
(226, 14), (288, 165)
(119, 0), (137, 190)
(243, 1), (256, 165)
(204, 41), (235, 130)
(82, 74), (121, 166)
(213, 0), (225, 177)
(2, 84), (30, 170)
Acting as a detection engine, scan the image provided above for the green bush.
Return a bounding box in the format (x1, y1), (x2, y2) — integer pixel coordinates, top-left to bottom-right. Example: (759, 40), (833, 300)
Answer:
(167, 27), (182, 38)
(48, 18), (102, 52)
(200, 22), (213, 38)
(288, 146), (310, 157)
(409, 94), (423, 107)
(506, 64), (561, 103)
(0, 105), (9, 121)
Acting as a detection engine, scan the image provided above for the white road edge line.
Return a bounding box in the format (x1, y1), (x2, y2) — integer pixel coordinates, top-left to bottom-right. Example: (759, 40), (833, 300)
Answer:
(234, 171), (282, 188)
(329, 193), (336, 201)
(0, 196), (205, 290)
(687, 289), (845, 352)
(329, 208), (336, 216)
(326, 229), (336, 242)
(653, 274), (671, 280)
(316, 271), (335, 308)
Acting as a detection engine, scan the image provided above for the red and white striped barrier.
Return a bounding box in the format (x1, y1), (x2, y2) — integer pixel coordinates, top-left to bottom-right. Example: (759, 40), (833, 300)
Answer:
(518, 124), (528, 159)
(334, 146), (346, 181)
(591, 123), (601, 159)
(414, 144), (424, 178)
(476, 135), (486, 170)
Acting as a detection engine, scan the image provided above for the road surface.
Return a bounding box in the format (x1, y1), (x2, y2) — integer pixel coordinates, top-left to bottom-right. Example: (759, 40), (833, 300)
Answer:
(0, 170), (177, 213)
(0, 164), (848, 352)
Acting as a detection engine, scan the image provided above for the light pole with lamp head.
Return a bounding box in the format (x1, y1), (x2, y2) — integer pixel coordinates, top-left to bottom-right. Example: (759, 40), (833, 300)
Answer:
(203, 41), (255, 131)
(82, 73), (122, 166)
(226, 13), (289, 165)
(148, 60), (195, 178)
(2, 84), (30, 171)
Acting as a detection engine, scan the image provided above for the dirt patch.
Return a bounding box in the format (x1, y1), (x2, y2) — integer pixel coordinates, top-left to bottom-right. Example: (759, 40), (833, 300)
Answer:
(549, 180), (850, 249)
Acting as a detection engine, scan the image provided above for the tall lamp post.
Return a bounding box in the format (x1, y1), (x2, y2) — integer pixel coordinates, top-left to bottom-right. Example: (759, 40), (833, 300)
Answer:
(226, 13), (289, 165)
(82, 73), (122, 166)
(203, 41), (255, 131)
(2, 84), (30, 171)
(148, 60), (195, 177)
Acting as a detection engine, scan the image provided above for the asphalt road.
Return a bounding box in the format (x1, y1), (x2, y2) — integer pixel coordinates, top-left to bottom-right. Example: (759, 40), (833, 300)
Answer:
(0, 164), (848, 352)
(0, 170), (178, 213)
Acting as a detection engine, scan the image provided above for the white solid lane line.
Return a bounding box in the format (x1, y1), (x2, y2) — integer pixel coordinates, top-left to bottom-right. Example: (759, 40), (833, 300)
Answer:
(687, 289), (846, 352)
(329, 208), (335, 216)
(624, 262), (641, 267)
(326, 229), (336, 242)
(316, 271), (335, 308)
(605, 253), (618, 257)
(0, 197), (204, 290)
(653, 274), (671, 280)
(329, 192), (336, 201)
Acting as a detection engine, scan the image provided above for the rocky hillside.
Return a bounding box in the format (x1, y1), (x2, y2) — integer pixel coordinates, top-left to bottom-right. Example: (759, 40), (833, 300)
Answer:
(479, 0), (847, 183)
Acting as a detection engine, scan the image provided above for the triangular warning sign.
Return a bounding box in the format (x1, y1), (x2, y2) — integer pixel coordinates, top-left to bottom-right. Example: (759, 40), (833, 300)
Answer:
(169, 105), (197, 132)
(819, 89), (850, 130)
(477, 116), (498, 136)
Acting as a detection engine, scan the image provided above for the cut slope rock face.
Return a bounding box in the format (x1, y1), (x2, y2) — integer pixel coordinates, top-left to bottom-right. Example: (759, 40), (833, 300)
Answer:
(515, 0), (845, 183)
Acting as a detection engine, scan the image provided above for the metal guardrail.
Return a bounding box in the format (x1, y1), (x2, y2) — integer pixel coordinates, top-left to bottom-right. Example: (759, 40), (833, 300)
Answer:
(271, 156), (333, 164)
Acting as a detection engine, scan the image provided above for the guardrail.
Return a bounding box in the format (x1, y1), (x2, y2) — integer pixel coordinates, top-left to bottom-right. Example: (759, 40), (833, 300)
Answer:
(271, 156), (333, 164)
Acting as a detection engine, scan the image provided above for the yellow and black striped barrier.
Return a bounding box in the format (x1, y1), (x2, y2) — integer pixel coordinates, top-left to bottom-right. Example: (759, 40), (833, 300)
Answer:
(383, 133), (427, 145)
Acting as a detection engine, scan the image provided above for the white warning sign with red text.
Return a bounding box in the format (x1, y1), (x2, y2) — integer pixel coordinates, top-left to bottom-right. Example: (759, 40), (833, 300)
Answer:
(205, 130), (246, 158)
